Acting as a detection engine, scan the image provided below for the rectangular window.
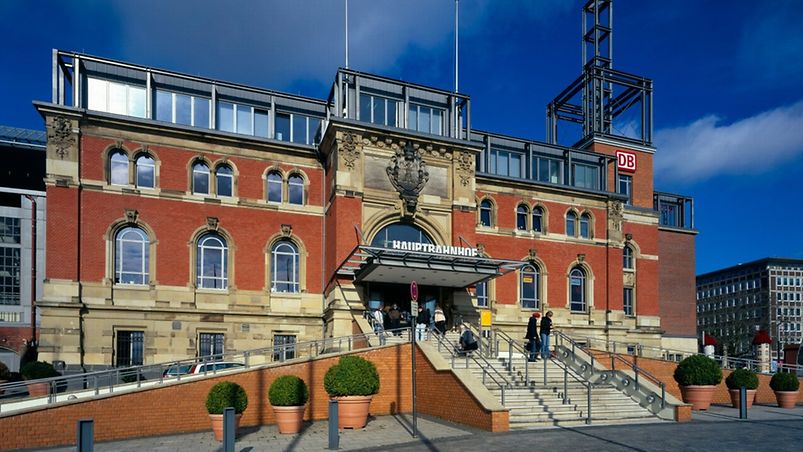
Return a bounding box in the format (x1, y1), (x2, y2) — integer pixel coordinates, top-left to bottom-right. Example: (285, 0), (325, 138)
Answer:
(194, 98), (210, 128)
(292, 114), (307, 144)
(0, 217), (21, 306)
(216, 101), (235, 133)
(115, 330), (144, 367)
(476, 282), (488, 307)
(87, 77), (146, 118)
(236, 105), (252, 135)
(624, 288), (634, 316)
(408, 103), (443, 135)
(360, 94), (398, 127)
(275, 113), (291, 141)
(198, 332), (225, 359)
(254, 110), (269, 138)
(489, 149), (524, 178)
(155, 90), (211, 128)
(573, 163), (599, 189)
(618, 174), (633, 205)
(534, 157), (561, 184)
(273, 334), (296, 361)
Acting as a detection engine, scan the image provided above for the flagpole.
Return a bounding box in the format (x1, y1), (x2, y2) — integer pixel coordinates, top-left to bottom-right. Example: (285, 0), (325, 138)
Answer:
(345, 0), (349, 68)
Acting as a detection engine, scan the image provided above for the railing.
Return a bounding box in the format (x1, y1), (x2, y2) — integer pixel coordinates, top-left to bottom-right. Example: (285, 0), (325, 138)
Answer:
(428, 328), (511, 406)
(555, 331), (667, 411)
(0, 327), (411, 413)
(492, 328), (592, 423)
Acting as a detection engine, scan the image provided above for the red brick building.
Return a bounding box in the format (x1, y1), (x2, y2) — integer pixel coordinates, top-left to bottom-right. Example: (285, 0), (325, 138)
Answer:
(34, 34), (696, 368)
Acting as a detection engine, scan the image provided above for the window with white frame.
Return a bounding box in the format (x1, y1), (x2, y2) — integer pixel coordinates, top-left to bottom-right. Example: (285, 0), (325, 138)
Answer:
(271, 240), (299, 293)
(408, 103), (443, 135)
(216, 101), (269, 137)
(579, 213), (591, 238)
(520, 265), (539, 309)
(197, 233), (228, 289)
(135, 154), (155, 188)
(489, 148), (524, 178)
(273, 334), (296, 361)
(532, 206), (544, 233)
(623, 287), (634, 316)
(155, 90), (210, 128)
(533, 157), (562, 184)
(267, 171), (283, 203)
(516, 204), (528, 230)
(115, 226), (149, 285)
(215, 164), (234, 197)
(288, 174), (304, 205)
(0, 217), (21, 306)
(115, 330), (144, 367)
(360, 94), (398, 127)
(192, 161), (210, 195)
(623, 245), (634, 270)
(573, 163), (599, 189)
(198, 332), (225, 358)
(110, 150), (129, 185)
(570, 267), (587, 312)
(476, 281), (489, 307)
(87, 77), (146, 118)
(618, 174), (633, 205)
(479, 199), (493, 227)
(566, 211), (577, 236)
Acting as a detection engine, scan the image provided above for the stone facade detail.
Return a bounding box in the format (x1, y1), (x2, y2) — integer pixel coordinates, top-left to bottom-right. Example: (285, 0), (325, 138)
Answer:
(386, 142), (429, 217)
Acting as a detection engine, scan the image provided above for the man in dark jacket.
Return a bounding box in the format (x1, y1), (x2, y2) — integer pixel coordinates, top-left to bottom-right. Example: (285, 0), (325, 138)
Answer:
(524, 312), (541, 361)
(388, 304), (402, 335)
(540, 311), (553, 359)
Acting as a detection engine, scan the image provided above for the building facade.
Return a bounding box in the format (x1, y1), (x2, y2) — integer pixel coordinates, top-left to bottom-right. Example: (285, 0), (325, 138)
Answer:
(697, 258), (803, 359)
(0, 126), (46, 372)
(34, 5), (697, 369)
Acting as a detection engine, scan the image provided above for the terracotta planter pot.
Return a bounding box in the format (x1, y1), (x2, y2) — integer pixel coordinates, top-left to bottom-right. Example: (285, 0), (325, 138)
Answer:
(774, 390), (799, 409)
(26, 381), (50, 397)
(209, 413), (242, 441)
(273, 405), (306, 434)
(680, 385), (716, 410)
(728, 389), (757, 409)
(332, 395), (373, 429)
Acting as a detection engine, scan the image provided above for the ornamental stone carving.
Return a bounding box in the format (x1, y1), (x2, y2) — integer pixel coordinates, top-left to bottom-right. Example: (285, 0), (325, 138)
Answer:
(206, 217), (219, 231)
(280, 224), (293, 237)
(386, 142), (429, 217)
(338, 131), (361, 170)
(124, 209), (139, 224)
(455, 151), (474, 187)
(47, 116), (75, 160)
(607, 200), (624, 243)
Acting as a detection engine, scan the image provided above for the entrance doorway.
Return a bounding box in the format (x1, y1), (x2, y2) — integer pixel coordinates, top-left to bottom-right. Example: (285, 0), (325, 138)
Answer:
(363, 282), (452, 330)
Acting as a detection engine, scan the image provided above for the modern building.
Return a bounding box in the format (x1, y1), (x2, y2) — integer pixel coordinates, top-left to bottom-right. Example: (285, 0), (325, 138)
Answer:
(697, 258), (803, 359)
(0, 125), (47, 372)
(33, 1), (697, 370)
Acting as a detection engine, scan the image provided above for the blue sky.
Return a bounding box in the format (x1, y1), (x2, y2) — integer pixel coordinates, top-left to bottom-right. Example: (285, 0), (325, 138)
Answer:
(2, 0), (802, 274)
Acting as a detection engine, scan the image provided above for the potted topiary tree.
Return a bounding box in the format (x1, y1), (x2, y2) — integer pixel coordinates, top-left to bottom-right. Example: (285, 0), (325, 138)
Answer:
(769, 372), (800, 409)
(673, 355), (722, 410)
(206, 381), (248, 441)
(725, 368), (759, 409)
(324, 355), (380, 429)
(269, 375), (309, 434)
(20, 361), (61, 397)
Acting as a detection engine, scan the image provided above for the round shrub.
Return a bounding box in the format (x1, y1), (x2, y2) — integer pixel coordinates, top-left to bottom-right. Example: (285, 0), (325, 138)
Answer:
(269, 375), (309, 406)
(725, 368), (759, 390)
(324, 355), (380, 397)
(673, 355), (722, 386)
(206, 381), (248, 414)
(770, 372), (800, 392)
(20, 361), (61, 380)
(0, 361), (10, 380)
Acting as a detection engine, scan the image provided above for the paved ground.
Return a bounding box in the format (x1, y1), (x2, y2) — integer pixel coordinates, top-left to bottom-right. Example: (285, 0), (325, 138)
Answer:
(38, 404), (803, 452)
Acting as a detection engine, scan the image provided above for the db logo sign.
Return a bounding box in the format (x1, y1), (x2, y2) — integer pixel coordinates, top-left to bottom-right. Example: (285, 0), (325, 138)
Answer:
(616, 150), (637, 172)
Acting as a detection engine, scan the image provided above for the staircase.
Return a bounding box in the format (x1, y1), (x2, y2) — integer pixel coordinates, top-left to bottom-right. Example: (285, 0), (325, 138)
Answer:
(428, 330), (664, 429)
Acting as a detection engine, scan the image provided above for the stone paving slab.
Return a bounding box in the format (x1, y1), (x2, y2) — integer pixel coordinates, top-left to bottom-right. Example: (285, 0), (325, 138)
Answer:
(32, 404), (803, 452)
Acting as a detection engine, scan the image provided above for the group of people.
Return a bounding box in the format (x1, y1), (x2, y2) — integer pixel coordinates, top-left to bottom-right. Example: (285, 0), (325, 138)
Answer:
(370, 303), (450, 344)
(524, 310), (553, 361)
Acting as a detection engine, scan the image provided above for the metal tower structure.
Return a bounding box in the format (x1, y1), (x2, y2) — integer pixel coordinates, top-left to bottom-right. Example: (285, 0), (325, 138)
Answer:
(547, 0), (653, 148)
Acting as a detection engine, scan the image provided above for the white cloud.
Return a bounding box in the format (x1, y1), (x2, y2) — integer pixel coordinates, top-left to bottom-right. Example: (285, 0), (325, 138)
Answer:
(654, 100), (803, 183)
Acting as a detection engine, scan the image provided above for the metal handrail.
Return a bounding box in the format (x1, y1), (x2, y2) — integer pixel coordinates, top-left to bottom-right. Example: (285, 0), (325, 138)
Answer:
(0, 327), (412, 412)
(429, 328), (511, 405)
(555, 331), (667, 410)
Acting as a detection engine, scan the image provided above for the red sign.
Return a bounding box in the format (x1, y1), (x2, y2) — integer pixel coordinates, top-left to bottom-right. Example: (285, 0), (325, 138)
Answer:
(616, 150), (637, 173)
(410, 281), (418, 302)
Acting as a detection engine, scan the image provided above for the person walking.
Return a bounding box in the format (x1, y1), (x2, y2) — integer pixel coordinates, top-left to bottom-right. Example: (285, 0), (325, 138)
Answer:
(388, 304), (402, 335)
(372, 306), (386, 346)
(525, 312), (541, 362)
(458, 323), (478, 355)
(415, 306), (430, 341)
(540, 310), (553, 359)
(433, 306), (447, 336)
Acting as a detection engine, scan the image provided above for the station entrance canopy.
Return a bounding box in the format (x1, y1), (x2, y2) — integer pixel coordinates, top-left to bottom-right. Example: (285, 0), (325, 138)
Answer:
(336, 244), (526, 288)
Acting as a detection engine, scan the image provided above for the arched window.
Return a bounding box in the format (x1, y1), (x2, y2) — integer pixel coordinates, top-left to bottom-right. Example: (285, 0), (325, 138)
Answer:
(370, 222), (433, 248)
(479, 199), (493, 227)
(516, 204), (528, 231)
(110, 150), (129, 185)
(570, 267), (586, 312)
(197, 233), (227, 289)
(623, 245), (634, 270)
(271, 240), (299, 293)
(566, 211), (577, 237)
(532, 206), (544, 233)
(288, 174), (304, 205)
(267, 171), (283, 203)
(135, 154), (155, 188)
(216, 164), (233, 197)
(192, 161), (210, 195)
(115, 227), (149, 285)
(579, 213), (591, 238)
(520, 265), (539, 309)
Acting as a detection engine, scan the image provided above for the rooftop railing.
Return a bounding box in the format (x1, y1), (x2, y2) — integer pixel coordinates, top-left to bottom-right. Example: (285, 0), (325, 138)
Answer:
(654, 191), (695, 230)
